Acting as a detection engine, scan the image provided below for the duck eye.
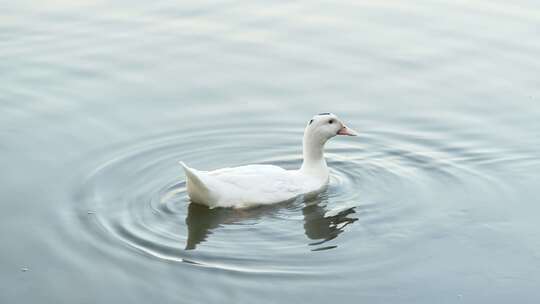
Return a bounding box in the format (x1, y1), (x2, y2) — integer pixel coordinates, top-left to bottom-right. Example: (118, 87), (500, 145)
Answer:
(308, 119), (314, 125)
(328, 119), (334, 124)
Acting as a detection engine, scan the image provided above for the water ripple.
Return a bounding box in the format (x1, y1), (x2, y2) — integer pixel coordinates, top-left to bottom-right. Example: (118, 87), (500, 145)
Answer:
(70, 121), (516, 276)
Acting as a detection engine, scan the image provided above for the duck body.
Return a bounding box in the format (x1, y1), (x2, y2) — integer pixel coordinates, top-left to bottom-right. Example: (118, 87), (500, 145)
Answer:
(180, 163), (328, 208)
(180, 113), (357, 209)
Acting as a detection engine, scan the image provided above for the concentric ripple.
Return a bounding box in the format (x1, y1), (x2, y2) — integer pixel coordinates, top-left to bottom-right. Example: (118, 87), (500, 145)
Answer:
(73, 122), (510, 275)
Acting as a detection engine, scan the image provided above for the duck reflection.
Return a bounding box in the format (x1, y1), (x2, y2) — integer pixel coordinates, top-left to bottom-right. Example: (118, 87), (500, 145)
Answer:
(184, 203), (269, 250)
(302, 199), (358, 251)
(185, 194), (358, 250)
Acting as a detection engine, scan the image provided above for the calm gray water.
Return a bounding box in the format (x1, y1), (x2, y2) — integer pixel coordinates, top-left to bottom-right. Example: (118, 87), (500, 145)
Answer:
(2, 1), (540, 303)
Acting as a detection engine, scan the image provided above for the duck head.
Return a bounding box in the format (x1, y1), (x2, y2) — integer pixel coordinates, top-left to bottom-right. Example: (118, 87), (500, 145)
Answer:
(301, 113), (358, 175)
(305, 113), (358, 141)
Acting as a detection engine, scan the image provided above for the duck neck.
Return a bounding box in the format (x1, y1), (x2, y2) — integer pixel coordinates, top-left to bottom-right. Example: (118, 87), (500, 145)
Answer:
(300, 132), (328, 176)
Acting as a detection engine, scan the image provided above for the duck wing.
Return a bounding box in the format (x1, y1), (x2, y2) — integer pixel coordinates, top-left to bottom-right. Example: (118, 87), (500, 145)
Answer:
(210, 165), (303, 205)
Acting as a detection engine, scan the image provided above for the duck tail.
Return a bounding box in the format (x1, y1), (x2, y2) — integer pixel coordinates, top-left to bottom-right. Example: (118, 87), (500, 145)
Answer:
(178, 161), (216, 207)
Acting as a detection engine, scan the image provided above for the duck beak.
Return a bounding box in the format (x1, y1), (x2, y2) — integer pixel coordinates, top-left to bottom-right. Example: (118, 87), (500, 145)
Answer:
(337, 125), (358, 136)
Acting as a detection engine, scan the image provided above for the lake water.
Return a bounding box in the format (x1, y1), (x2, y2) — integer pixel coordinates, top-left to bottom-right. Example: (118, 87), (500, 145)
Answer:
(2, 1), (540, 303)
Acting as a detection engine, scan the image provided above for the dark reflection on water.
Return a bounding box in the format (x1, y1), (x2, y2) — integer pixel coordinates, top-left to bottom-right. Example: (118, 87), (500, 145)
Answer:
(302, 201), (357, 250)
(185, 194), (358, 250)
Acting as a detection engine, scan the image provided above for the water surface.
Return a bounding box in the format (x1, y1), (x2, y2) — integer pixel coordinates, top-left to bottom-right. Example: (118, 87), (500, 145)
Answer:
(2, 1), (540, 303)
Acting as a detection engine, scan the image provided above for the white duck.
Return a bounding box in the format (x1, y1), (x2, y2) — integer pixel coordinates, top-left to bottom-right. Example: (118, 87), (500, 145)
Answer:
(179, 113), (358, 208)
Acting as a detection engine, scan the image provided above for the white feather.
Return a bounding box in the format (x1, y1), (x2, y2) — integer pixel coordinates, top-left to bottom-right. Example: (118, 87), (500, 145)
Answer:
(179, 113), (357, 208)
